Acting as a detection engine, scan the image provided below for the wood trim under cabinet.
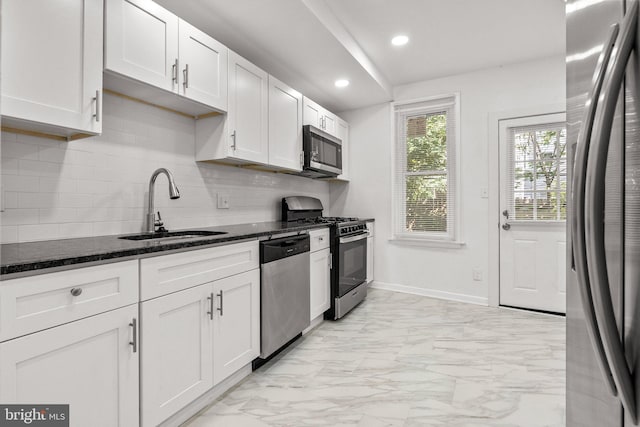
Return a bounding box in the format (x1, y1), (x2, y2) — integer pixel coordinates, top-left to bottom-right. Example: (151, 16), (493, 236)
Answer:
(103, 89), (221, 120)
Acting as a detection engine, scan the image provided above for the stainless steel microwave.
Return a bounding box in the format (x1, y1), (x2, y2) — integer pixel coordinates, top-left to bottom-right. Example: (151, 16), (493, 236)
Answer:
(300, 125), (342, 178)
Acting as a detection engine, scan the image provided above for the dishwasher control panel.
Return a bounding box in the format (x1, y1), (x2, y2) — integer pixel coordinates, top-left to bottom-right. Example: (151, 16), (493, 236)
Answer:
(260, 234), (310, 264)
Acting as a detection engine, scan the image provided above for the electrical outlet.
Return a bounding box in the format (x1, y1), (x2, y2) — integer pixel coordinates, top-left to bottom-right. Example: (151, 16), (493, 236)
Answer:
(217, 192), (230, 209)
(472, 268), (483, 281)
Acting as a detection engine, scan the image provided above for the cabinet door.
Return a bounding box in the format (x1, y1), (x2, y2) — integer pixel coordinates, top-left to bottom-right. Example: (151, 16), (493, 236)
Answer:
(213, 269), (260, 385)
(322, 113), (337, 136)
(178, 19), (228, 111)
(268, 76), (303, 171)
(303, 97), (322, 128)
(0, 305), (139, 427)
(140, 284), (213, 427)
(228, 52), (269, 164)
(366, 237), (374, 284)
(310, 248), (331, 320)
(2, 0), (103, 135)
(335, 118), (349, 181)
(105, 0), (179, 93)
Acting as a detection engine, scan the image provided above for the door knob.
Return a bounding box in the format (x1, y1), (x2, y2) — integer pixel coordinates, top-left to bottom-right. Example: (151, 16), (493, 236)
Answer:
(502, 223), (511, 230)
(502, 210), (509, 219)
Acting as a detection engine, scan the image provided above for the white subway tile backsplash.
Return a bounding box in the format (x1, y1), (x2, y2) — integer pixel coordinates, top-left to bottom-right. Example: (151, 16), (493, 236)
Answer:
(1, 94), (330, 243)
(2, 141), (39, 160)
(39, 208), (78, 224)
(18, 223), (60, 242)
(2, 174), (39, 192)
(19, 159), (62, 177)
(1, 209), (39, 226)
(18, 192), (58, 209)
(59, 193), (93, 208)
(0, 226), (19, 243)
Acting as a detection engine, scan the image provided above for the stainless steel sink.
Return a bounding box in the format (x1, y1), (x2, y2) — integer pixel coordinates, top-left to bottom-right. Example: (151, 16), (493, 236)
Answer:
(119, 230), (227, 241)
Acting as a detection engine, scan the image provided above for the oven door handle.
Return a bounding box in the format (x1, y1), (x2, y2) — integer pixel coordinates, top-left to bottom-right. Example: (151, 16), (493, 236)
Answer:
(339, 232), (369, 244)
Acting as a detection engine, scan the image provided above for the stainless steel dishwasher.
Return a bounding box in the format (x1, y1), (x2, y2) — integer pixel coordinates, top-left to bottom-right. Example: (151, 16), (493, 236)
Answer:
(258, 233), (310, 360)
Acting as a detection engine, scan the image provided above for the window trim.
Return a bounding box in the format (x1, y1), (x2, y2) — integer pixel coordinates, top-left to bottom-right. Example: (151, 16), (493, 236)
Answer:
(390, 93), (462, 245)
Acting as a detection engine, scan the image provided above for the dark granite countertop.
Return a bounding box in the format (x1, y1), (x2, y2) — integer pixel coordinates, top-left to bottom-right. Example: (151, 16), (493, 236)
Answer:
(0, 221), (332, 279)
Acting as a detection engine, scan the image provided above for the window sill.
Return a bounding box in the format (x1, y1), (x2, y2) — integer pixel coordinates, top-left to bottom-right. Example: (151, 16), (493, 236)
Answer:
(389, 237), (466, 249)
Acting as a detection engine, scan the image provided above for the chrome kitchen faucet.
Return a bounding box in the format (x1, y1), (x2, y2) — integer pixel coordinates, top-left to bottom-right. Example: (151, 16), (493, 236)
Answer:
(146, 168), (180, 233)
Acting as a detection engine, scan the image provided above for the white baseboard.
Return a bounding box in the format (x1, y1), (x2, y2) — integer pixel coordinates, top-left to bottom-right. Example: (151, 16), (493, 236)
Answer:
(370, 281), (488, 306)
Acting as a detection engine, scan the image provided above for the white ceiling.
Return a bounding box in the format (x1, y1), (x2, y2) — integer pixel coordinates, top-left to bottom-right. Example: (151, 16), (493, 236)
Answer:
(155, 0), (566, 113)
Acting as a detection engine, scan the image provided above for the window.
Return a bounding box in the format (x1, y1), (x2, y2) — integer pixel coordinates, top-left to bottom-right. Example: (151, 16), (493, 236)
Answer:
(393, 95), (460, 244)
(507, 120), (567, 221)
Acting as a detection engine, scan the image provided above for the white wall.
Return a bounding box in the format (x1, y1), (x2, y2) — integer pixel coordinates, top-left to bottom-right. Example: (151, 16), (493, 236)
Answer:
(331, 56), (566, 304)
(0, 94), (330, 243)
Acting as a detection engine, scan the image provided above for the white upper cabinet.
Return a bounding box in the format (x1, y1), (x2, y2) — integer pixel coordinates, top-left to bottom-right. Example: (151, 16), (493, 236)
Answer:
(104, 0), (228, 115)
(268, 75), (303, 172)
(104, 0), (178, 92)
(302, 97), (338, 138)
(1, 0), (103, 139)
(227, 52), (269, 164)
(335, 118), (350, 181)
(178, 20), (228, 110)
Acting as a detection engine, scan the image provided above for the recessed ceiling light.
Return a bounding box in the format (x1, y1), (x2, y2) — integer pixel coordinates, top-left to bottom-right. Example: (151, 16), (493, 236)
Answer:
(335, 79), (350, 88)
(391, 35), (409, 46)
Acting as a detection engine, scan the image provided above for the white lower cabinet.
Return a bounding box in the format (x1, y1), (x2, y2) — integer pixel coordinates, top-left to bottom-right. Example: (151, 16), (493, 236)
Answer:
(0, 304), (139, 427)
(309, 248), (331, 320)
(140, 267), (260, 426)
(140, 284), (213, 427)
(309, 228), (331, 321)
(213, 269), (260, 385)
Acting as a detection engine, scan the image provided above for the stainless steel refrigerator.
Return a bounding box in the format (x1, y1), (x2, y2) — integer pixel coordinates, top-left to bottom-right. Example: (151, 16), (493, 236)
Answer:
(567, 0), (640, 425)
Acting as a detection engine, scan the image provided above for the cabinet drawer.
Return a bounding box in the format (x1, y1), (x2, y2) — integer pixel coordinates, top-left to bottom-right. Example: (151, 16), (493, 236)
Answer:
(309, 228), (330, 252)
(140, 240), (259, 301)
(0, 260), (139, 342)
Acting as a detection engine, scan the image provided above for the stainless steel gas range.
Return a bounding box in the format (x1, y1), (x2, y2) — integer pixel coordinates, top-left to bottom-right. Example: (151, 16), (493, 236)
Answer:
(282, 196), (369, 320)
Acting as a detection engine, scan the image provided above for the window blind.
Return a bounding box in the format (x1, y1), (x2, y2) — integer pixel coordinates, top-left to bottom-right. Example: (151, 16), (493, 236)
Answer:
(394, 96), (458, 240)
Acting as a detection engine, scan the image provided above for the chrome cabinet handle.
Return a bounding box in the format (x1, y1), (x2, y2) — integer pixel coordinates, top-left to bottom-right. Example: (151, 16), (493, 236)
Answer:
(572, 23), (619, 397)
(207, 292), (214, 320)
(231, 131), (237, 150)
(217, 290), (224, 316)
(585, 3), (638, 422)
(93, 90), (101, 122)
(70, 288), (82, 297)
(172, 58), (179, 84)
(129, 318), (137, 353)
(183, 64), (189, 89)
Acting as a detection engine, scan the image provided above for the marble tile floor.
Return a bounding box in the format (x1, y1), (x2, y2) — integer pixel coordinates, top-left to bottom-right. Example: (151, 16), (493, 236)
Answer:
(186, 288), (566, 427)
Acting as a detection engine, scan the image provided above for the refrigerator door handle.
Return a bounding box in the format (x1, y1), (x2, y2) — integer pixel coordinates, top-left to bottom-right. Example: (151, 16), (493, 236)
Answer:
(571, 22), (620, 396)
(585, 1), (638, 422)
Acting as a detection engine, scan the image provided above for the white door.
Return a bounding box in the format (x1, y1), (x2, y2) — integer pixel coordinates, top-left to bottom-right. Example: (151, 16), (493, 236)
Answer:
(178, 19), (228, 111)
(0, 305), (139, 427)
(104, 0), (178, 93)
(227, 51), (269, 164)
(212, 269), (260, 385)
(499, 113), (567, 313)
(140, 284), (213, 427)
(268, 75), (303, 171)
(2, 0), (103, 134)
(310, 248), (331, 320)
